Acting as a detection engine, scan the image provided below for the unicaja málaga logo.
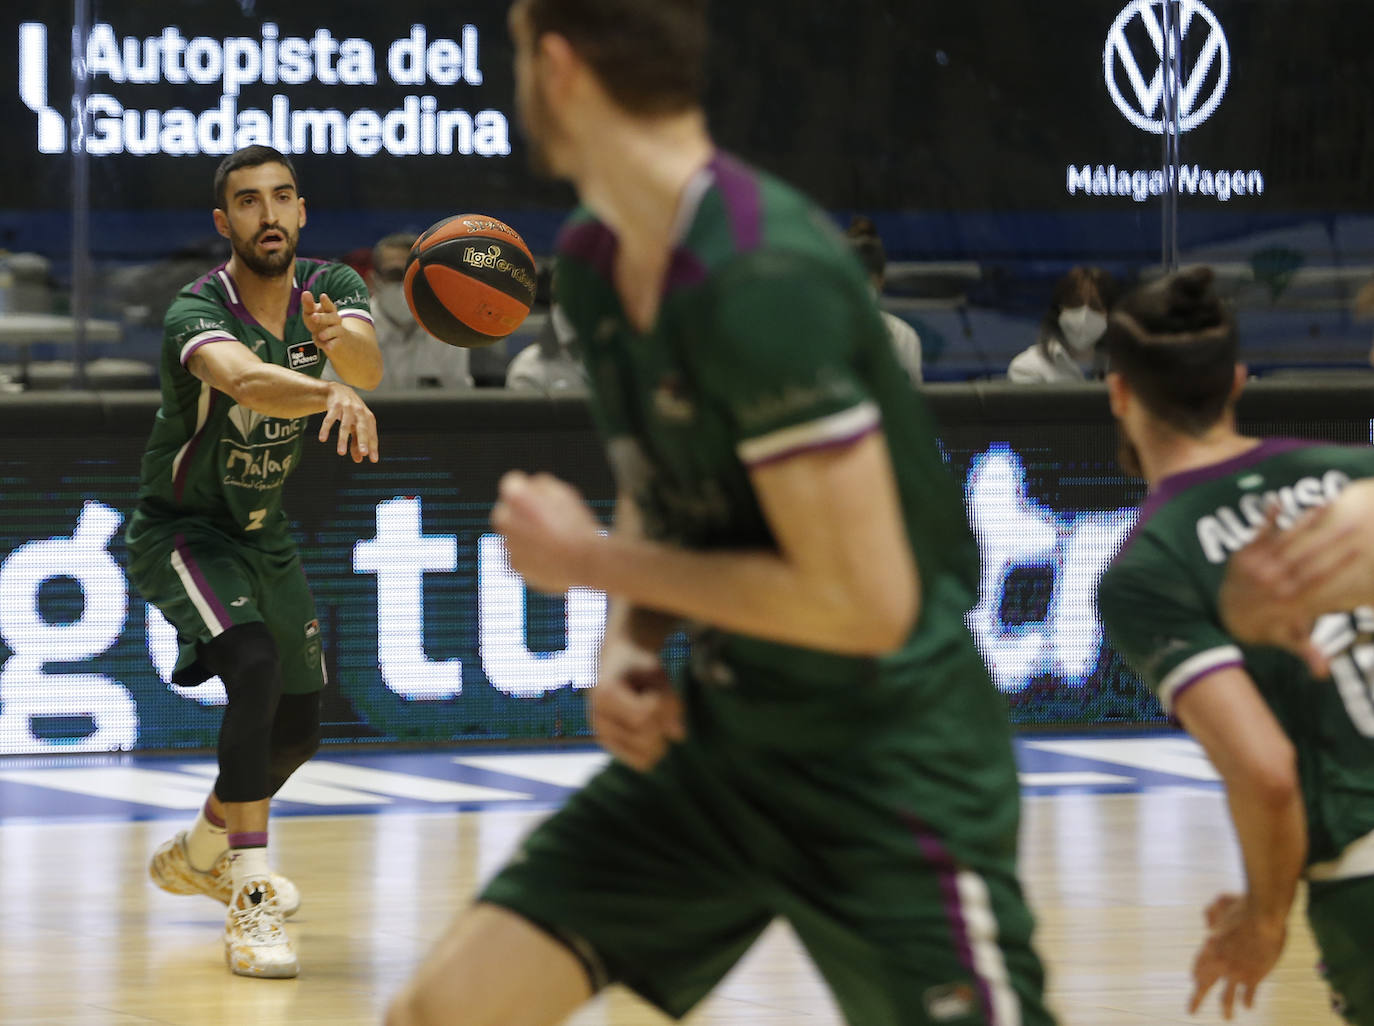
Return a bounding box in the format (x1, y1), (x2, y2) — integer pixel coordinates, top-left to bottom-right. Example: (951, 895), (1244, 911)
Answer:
(1104, 0), (1229, 134)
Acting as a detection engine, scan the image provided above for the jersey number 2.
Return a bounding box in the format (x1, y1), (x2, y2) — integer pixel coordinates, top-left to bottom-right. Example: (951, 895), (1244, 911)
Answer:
(245, 508), (267, 532)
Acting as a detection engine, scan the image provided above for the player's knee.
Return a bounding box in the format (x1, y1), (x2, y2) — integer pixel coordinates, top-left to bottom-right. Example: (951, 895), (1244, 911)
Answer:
(205, 623), (285, 801)
(269, 692), (322, 791)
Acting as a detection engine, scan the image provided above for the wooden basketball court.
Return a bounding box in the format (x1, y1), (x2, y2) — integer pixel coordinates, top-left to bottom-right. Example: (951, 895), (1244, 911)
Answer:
(0, 749), (1342, 1026)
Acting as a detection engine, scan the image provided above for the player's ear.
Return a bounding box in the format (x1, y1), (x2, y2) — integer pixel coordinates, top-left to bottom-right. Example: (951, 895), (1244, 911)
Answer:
(212, 208), (230, 240)
(538, 32), (578, 97)
(1230, 363), (1246, 400)
(1105, 371), (1129, 419)
(297, 196), (307, 230)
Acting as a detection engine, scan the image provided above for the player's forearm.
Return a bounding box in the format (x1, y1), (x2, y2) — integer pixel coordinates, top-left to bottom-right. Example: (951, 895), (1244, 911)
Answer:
(324, 320), (384, 391)
(1225, 767), (1307, 924)
(581, 534), (916, 655)
(224, 363), (335, 418)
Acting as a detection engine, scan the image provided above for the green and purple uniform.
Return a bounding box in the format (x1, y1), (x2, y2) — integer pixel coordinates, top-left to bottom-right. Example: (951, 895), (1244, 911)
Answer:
(481, 153), (1054, 1026)
(1099, 440), (1374, 1025)
(125, 259), (371, 691)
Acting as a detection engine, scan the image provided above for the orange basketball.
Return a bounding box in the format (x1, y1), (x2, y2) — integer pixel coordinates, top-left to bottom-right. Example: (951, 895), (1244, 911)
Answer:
(404, 214), (537, 348)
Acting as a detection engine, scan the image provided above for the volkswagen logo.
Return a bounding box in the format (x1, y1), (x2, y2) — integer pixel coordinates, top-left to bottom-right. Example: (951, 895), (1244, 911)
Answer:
(1104, 0), (1230, 134)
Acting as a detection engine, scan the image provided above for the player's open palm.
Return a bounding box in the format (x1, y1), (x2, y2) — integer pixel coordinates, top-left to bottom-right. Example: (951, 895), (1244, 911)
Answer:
(318, 381), (379, 463)
(1189, 892), (1286, 1020)
(591, 636), (685, 772)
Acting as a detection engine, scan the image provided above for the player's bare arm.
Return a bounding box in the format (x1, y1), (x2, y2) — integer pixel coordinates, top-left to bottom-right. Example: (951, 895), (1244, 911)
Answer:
(188, 340), (379, 463)
(590, 495), (684, 770)
(302, 289), (384, 390)
(492, 430), (919, 656)
(1173, 667), (1306, 1020)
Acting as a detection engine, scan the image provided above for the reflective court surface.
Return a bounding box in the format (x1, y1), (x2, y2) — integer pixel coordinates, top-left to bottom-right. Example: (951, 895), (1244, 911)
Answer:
(0, 736), (1342, 1025)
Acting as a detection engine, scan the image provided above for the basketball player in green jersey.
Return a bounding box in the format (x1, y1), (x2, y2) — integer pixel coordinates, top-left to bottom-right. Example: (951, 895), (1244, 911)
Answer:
(387, 3), (1055, 1024)
(1097, 268), (1374, 1023)
(126, 145), (382, 978)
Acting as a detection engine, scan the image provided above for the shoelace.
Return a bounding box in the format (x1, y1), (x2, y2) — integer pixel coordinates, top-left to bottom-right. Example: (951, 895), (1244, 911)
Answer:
(229, 890), (284, 944)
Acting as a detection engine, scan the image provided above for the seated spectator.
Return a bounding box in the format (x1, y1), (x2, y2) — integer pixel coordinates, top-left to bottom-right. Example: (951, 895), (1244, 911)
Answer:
(845, 216), (923, 384)
(327, 232), (474, 392)
(506, 301), (587, 395)
(1008, 266), (1119, 383)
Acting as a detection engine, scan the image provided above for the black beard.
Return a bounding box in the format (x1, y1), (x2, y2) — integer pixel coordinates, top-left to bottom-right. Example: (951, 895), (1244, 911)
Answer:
(232, 229), (297, 278)
(1115, 421), (1144, 479)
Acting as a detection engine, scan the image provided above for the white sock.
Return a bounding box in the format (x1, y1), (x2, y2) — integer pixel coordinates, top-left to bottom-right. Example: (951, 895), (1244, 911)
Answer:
(185, 803), (228, 872)
(229, 847), (271, 894)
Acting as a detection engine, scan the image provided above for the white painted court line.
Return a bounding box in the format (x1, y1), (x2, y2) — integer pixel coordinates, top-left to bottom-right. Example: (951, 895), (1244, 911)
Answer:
(274, 761), (531, 803)
(177, 763), (391, 805)
(1023, 738), (1220, 781)
(0, 767), (213, 809)
(1018, 772), (1133, 787)
(453, 752), (612, 790)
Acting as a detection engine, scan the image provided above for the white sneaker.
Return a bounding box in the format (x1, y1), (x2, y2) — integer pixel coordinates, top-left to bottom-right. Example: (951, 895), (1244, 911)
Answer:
(224, 879), (299, 979)
(149, 831), (301, 916)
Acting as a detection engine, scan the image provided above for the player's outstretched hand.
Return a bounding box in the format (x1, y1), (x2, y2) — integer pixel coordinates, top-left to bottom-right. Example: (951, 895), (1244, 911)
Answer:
(492, 471), (602, 594)
(1188, 892), (1286, 1020)
(591, 636), (685, 771)
(318, 381), (379, 463)
(302, 290), (344, 353)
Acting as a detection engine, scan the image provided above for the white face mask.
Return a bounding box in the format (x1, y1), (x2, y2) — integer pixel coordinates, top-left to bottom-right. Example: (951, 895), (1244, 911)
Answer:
(375, 282), (413, 325)
(1058, 305), (1107, 353)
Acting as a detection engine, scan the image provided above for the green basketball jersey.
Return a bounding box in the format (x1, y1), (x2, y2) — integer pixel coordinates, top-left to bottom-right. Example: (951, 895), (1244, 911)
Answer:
(554, 153), (1017, 832)
(1099, 440), (1374, 865)
(129, 258), (371, 541)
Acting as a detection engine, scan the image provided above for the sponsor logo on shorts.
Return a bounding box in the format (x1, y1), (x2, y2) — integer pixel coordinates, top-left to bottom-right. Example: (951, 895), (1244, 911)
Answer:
(924, 982), (978, 1022)
(304, 618), (320, 638)
(288, 341), (320, 369)
(230, 596), (250, 607)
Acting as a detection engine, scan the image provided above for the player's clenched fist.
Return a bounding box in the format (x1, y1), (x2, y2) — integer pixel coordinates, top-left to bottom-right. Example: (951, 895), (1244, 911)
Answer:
(591, 636), (685, 771)
(491, 471), (602, 594)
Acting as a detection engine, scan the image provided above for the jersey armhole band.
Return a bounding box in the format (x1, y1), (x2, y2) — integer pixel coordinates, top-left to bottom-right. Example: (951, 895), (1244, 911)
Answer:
(1158, 645), (1244, 713)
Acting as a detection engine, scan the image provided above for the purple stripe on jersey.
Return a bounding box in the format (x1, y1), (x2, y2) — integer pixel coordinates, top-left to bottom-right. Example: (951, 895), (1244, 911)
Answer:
(557, 221), (618, 279)
(905, 815), (996, 1024)
(711, 152), (763, 251)
(188, 266), (224, 296)
(1170, 658), (1243, 708)
(1114, 437), (1317, 563)
(173, 532), (234, 629)
(742, 422), (880, 469)
(172, 392), (216, 502)
(293, 260), (332, 316)
(218, 268), (257, 325)
(339, 309), (374, 323)
(228, 831), (269, 849)
(665, 246), (709, 292)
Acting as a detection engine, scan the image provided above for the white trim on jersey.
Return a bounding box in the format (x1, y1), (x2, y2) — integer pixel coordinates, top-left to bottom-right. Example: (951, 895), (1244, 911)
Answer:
(339, 308), (374, 324)
(179, 330), (236, 367)
(217, 269), (239, 305)
(169, 381), (212, 487)
(736, 401), (881, 467)
(1158, 645), (1244, 712)
(955, 869), (1021, 1026)
(170, 545), (228, 636)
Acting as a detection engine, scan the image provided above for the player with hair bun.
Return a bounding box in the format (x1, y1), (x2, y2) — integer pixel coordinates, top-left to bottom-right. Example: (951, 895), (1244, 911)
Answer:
(1099, 267), (1374, 1023)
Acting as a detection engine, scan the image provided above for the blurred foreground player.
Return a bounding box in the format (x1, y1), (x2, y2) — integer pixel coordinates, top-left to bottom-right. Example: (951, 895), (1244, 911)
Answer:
(387, 2), (1055, 1024)
(126, 145), (382, 978)
(1097, 268), (1374, 1023)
